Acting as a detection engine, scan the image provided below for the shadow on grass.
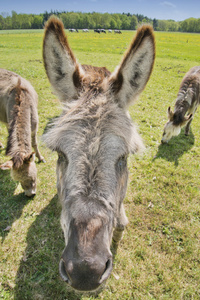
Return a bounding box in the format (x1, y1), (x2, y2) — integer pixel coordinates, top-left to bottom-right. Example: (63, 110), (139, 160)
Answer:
(153, 129), (195, 166)
(0, 168), (32, 242)
(13, 195), (83, 300)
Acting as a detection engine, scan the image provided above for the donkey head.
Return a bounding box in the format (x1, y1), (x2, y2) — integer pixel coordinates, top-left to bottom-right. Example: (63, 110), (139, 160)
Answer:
(43, 17), (155, 292)
(0, 152), (37, 197)
(161, 106), (193, 143)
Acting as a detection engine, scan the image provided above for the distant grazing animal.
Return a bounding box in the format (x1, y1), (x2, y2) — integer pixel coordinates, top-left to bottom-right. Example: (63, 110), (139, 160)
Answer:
(162, 66), (200, 143)
(108, 29), (112, 33)
(69, 29), (76, 32)
(0, 69), (45, 196)
(43, 16), (155, 292)
(94, 29), (106, 34)
(114, 30), (122, 34)
(82, 29), (89, 32)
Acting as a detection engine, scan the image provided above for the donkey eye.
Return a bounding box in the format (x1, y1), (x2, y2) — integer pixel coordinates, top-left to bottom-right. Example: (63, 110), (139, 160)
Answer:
(57, 151), (68, 162)
(117, 155), (127, 170)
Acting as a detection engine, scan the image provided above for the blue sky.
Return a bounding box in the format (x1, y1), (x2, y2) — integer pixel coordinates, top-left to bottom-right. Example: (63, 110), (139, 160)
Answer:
(1, 0), (200, 21)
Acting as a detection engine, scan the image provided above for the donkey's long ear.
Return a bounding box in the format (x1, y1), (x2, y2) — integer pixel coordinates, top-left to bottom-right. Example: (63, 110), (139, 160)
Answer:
(168, 106), (174, 120)
(109, 25), (155, 109)
(43, 17), (84, 102)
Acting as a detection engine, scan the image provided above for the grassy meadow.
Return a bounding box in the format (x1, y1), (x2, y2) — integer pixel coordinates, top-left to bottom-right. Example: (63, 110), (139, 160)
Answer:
(0, 28), (200, 299)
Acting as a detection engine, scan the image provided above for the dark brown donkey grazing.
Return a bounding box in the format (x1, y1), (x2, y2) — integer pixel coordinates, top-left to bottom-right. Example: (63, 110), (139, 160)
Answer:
(162, 66), (200, 143)
(0, 69), (45, 196)
(43, 17), (155, 292)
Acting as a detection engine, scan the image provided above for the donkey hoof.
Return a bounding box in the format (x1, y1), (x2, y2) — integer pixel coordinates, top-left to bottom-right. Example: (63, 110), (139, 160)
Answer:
(39, 157), (46, 163)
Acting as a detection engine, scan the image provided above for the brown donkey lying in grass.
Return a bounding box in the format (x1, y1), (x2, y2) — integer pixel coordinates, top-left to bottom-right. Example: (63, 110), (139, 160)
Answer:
(0, 68), (45, 196)
(162, 66), (200, 143)
(43, 17), (155, 292)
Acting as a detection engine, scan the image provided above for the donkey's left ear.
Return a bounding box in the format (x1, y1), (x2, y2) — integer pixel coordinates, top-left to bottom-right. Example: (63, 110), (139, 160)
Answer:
(25, 152), (36, 163)
(183, 113), (193, 125)
(109, 25), (155, 109)
(43, 16), (84, 102)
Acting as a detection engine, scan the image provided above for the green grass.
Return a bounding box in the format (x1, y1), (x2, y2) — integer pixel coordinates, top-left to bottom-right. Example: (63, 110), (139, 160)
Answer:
(0, 29), (200, 300)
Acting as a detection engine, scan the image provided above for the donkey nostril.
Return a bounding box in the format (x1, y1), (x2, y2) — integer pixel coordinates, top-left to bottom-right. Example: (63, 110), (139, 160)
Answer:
(59, 259), (71, 283)
(99, 258), (113, 283)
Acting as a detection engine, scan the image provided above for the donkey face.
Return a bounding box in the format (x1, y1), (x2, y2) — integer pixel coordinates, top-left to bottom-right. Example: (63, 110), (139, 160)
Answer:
(56, 121), (133, 291)
(161, 107), (192, 143)
(43, 17), (155, 292)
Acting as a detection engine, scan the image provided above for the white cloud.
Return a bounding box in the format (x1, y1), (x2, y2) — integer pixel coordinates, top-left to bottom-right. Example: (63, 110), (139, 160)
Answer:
(160, 1), (176, 9)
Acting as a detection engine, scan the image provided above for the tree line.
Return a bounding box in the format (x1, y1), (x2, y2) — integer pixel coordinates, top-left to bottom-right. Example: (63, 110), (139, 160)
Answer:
(0, 11), (200, 33)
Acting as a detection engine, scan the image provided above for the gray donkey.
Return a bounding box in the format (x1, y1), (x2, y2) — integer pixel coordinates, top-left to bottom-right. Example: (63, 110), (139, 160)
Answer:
(162, 66), (200, 143)
(43, 17), (155, 292)
(0, 69), (45, 196)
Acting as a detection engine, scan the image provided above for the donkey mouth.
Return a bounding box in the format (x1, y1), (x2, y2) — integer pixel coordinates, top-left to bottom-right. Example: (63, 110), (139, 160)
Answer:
(59, 257), (112, 292)
(24, 190), (36, 197)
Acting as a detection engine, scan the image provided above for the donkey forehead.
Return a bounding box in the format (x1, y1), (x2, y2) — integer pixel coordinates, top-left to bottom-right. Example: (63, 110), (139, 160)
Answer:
(47, 119), (143, 159)
(47, 97), (140, 154)
(59, 130), (129, 159)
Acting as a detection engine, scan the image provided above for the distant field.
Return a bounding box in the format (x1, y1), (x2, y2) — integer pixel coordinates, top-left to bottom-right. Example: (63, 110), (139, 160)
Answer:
(0, 29), (200, 300)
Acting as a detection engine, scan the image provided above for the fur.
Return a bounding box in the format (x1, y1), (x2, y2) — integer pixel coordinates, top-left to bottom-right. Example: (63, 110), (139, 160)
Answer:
(0, 68), (44, 195)
(162, 66), (200, 143)
(43, 16), (155, 292)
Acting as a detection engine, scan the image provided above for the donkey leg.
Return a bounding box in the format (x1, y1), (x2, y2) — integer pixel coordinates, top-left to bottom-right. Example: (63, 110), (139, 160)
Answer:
(111, 228), (125, 257)
(111, 204), (128, 257)
(31, 130), (45, 163)
(185, 117), (193, 135)
(185, 106), (196, 136)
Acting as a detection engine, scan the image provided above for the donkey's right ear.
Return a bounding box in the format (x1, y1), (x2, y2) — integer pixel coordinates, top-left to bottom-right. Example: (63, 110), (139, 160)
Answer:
(0, 160), (13, 170)
(168, 106), (174, 120)
(43, 17), (85, 102)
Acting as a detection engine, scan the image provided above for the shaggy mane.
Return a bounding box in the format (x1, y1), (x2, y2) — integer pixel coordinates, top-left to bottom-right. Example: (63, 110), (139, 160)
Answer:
(43, 90), (144, 156)
(6, 78), (32, 169)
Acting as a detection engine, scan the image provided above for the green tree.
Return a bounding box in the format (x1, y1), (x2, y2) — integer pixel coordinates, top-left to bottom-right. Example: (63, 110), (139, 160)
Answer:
(32, 15), (43, 29)
(60, 13), (70, 28)
(130, 15), (138, 30)
(12, 11), (21, 29)
(157, 20), (168, 31)
(112, 14), (122, 29)
(153, 18), (158, 30)
(168, 20), (179, 31)
(110, 18), (117, 29)
(92, 12), (101, 28)
(0, 15), (4, 29)
(121, 14), (131, 29)
(20, 14), (32, 29)
(4, 16), (12, 29)
(101, 13), (111, 29)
